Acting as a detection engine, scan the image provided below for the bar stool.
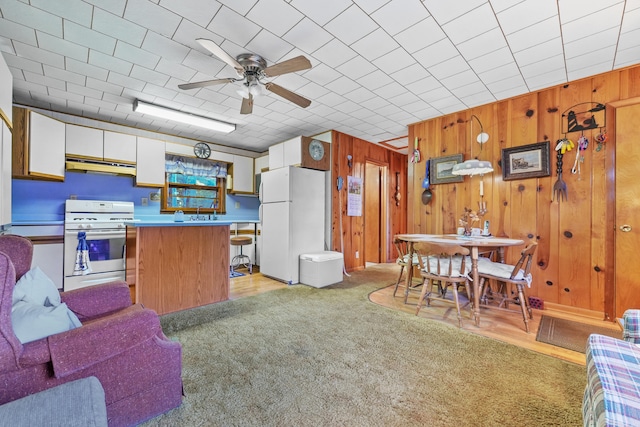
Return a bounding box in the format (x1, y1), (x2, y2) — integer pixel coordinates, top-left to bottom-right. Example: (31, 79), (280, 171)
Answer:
(230, 235), (252, 274)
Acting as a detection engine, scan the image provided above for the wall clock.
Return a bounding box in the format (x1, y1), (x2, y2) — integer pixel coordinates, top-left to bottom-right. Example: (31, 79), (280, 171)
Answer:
(194, 142), (211, 159)
(301, 138), (330, 171)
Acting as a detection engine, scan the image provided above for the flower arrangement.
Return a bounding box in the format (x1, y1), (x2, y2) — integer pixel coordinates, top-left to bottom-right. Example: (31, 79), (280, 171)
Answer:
(459, 207), (483, 236)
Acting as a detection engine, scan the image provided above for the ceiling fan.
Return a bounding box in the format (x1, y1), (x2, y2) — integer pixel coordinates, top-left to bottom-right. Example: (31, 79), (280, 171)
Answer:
(179, 38), (313, 115)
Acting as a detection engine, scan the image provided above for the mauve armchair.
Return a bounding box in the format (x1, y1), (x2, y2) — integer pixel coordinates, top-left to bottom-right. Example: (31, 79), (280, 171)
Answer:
(0, 235), (183, 427)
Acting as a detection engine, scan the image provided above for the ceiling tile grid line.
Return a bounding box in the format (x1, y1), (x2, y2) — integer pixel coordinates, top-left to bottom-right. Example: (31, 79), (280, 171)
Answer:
(1, 0), (640, 153)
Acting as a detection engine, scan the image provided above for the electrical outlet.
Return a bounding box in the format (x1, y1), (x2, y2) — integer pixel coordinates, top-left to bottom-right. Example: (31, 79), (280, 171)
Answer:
(355, 251), (359, 259)
(69, 194), (77, 200)
(141, 197), (148, 206)
(235, 202), (240, 209)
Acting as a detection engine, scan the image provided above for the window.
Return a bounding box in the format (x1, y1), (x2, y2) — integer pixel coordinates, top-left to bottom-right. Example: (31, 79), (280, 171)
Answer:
(161, 155), (227, 214)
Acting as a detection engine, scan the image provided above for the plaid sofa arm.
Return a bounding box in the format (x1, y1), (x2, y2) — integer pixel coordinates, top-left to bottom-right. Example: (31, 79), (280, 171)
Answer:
(583, 334), (640, 427)
(623, 310), (640, 344)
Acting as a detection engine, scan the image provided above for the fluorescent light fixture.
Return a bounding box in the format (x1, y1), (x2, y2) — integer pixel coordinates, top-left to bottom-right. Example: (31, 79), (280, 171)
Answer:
(133, 100), (235, 133)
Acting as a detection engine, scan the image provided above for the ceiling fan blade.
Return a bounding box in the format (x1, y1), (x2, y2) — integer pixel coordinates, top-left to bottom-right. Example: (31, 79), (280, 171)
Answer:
(196, 38), (244, 75)
(178, 78), (236, 90)
(240, 94), (253, 115)
(263, 55), (312, 77)
(265, 83), (311, 108)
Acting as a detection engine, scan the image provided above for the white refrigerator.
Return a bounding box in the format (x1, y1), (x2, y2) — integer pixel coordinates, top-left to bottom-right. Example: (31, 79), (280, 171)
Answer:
(259, 166), (325, 284)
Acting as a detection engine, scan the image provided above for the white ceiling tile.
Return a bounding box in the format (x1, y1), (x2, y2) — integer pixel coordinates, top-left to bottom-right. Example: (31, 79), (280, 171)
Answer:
(43, 64), (86, 85)
(422, 86), (454, 102)
(621, 6), (640, 33)
(428, 55), (470, 80)
(3, 54), (43, 74)
(66, 82), (102, 99)
(311, 38), (356, 68)
(245, 30), (294, 63)
(336, 55), (378, 80)
(0, 18), (37, 46)
(23, 70), (66, 90)
(489, 0), (525, 13)
(289, 0), (352, 26)
(373, 48), (416, 75)
(564, 28), (619, 60)
(358, 96), (390, 111)
(558, 0), (623, 23)
(159, 0), (221, 28)
(505, 17), (560, 54)
(441, 69), (480, 90)
(83, 0), (127, 16)
(324, 76), (360, 94)
(36, 31), (88, 62)
(513, 38), (563, 68)
(92, 9), (147, 48)
(356, 69), (394, 90)
(566, 48), (615, 74)
(520, 55), (565, 79)
(423, 0), (486, 24)
(64, 21), (116, 55)
(181, 49), (227, 77)
(497, 0), (557, 35)
(387, 90), (420, 107)
(485, 74), (527, 93)
(524, 69), (567, 91)
(246, 0), (303, 37)
(412, 38), (457, 67)
(30, 0), (93, 26)
(324, 4), (378, 45)
(450, 79), (488, 98)
(1, 2), (63, 37)
(442, 3), (498, 44)
(373, 81), (407, 99)
(14, 40), (65, 68)
(282, 18), (333, 54)
(343, 86), (377, 103)
(66, 58), (109, 81)
(478, 61), (521, 84)
(371, 0), (430, 36)
(115, 41), (160, 69)
(390, 63), (431, 85)
(207, 6), (262, 46)
(393, 17), (446, 54)
(300, 63), (342, 86)
(107, 71), (146, 91)
(156, 58), (197, 82)
(405, 76), (443, 95)
(351, 28), (399, 62)
(457, 27), (508, 61)
(123, 0), (182, 38)
(561, 4), (624, 44)
(352, 0), (391, 15)
(618, 27), (640, 51)
(86, 77), (123, 95)
(142, 32), (190, 64)
(468, 47), (514, 74)
(567, 58), (614, 82)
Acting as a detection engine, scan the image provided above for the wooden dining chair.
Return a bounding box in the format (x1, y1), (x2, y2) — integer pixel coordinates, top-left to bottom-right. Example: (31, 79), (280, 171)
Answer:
(476, 242), (538, 332)
(392, 237), (421, 303)
(415, 242), (471, 327)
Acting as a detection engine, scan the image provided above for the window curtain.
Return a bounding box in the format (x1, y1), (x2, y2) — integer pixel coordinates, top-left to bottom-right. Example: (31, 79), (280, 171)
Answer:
(165, 154), (227, 178)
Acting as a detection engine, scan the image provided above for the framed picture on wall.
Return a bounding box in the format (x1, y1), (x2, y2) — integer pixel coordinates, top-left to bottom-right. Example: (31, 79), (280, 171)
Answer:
(429, 154), (464, 184)
(501, 141), (551, 181)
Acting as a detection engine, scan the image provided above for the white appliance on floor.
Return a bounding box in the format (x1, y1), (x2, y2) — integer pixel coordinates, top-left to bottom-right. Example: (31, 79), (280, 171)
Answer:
(259, 166), (325, 284)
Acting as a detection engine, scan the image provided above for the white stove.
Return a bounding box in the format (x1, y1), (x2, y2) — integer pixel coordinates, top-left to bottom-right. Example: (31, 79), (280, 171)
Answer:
(63, 200), (134, 291)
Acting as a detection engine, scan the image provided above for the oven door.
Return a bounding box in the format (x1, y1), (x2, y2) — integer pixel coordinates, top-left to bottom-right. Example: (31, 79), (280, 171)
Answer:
(63, 228), (126, 291)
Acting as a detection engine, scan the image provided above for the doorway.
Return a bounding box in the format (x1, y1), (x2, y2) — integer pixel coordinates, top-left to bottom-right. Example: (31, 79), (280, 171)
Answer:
(613, 101), (640, 316)
(364, 161), (388, 264)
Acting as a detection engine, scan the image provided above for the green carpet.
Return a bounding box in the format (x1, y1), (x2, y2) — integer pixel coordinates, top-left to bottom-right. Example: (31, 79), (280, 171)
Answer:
(145, 264), (584, 427)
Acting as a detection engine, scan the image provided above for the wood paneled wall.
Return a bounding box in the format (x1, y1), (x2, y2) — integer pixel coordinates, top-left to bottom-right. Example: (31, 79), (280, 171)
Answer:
(407, 64), (640, 316)
(330, 130), (408, 272)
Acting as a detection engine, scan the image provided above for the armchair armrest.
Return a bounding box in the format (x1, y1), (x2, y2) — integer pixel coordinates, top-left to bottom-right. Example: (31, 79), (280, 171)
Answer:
(61, 281), (132, 321)
(47, 304), (169, 378)
(623, 309), (640, 344)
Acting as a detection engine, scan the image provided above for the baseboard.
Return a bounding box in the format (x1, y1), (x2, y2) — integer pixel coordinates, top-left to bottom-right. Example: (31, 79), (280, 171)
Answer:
(543, 302), (611, 322)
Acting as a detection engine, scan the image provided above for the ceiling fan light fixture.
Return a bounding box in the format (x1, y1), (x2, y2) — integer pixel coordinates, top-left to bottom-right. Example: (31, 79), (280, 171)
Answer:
(236, 86), (250, 99)
(133, 100), (235, 133)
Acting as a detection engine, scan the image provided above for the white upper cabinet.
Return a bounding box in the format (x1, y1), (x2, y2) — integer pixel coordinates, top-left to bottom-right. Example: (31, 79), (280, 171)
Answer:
(66, 125), (137, 164)
(268, 143), (284, 170)
(104, 131), (136, 163)
(230, 155), (254, 194)
(135, 137), (165, 187)
(66, 124), (102, 159)
(29, 112), (65, 180)
(255, 155), (269, 174)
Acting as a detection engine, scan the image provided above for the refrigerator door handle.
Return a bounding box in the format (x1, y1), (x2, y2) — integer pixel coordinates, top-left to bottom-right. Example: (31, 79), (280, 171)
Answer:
(258, 180), (264, 203)
(259, 204), (262, 225)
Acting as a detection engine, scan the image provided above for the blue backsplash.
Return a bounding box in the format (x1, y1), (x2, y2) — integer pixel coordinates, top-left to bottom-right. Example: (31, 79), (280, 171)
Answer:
(12, 172), (260, 223)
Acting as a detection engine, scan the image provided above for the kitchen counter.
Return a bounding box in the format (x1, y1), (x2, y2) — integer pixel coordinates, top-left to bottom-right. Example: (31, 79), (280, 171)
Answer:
(125, 222), (230, 315)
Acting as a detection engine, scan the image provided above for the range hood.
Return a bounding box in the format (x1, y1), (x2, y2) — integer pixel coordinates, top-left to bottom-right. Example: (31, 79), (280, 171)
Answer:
(65, 158), (137, 176)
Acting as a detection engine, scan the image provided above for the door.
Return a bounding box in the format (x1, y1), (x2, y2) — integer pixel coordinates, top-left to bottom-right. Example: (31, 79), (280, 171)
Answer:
(615, 102), (640, 315)
(365, 162), (388, 264)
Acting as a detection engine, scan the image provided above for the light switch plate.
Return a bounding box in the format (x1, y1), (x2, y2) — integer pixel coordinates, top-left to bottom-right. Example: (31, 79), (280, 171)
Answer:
(141, 197), (148, 206)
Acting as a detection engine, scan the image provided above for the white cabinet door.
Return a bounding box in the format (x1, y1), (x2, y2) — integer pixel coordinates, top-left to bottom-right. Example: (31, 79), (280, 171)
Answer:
(136, 137), (165, 187)
(255, 154), (268, 174)
(65, 124), (103, 159)
(32, 243), (64, 289)
(231, 155), (254, 194)
(104, 131), (136, 163)
(29, 112), (65, 180)
(268, 143), (284, 170)
(0, 121), (11, 227)
(283, 136), (302, 167)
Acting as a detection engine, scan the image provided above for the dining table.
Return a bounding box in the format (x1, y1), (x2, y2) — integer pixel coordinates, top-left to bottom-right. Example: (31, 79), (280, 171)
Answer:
(394, 234), (525, 326)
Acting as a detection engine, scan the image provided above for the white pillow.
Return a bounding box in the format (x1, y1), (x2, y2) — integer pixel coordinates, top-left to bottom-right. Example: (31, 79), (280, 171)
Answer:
(12, 266), (61, 307)
(11, 301), (82, 344)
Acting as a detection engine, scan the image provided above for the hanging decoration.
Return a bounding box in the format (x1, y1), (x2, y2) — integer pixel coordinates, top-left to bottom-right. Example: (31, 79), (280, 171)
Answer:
(561, 102), (605, 134)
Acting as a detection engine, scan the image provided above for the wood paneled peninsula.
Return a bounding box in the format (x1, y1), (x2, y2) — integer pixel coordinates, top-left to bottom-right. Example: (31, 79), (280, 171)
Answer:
(125, 220), (231, 315)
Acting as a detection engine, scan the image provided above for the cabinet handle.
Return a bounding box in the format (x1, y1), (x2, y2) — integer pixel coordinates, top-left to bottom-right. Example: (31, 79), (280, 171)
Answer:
(620, 224), (632, 232)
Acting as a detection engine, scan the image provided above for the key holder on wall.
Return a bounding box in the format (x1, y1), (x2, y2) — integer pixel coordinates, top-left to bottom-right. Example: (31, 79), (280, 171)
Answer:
(561, 102), (605, 134)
